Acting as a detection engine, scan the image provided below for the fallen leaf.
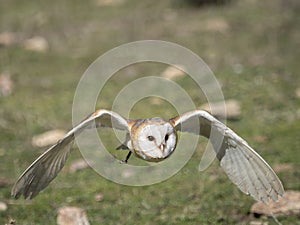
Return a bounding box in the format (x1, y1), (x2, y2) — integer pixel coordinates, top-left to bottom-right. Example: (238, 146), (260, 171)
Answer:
(57, 206), (90, 225)
(32, 129), (66, 147)
(251, 190), (300, 216)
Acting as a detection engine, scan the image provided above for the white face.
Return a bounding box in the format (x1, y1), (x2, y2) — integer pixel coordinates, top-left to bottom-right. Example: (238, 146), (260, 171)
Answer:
(133, 120), (177, 162)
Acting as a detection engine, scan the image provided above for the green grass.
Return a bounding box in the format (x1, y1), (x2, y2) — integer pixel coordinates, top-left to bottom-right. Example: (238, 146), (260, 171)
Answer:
(1, 0), (300, 224)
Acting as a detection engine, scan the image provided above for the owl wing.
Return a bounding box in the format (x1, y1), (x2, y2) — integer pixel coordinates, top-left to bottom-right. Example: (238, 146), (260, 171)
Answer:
(12, 109), (129, 199)
(170, 110), (284, 204)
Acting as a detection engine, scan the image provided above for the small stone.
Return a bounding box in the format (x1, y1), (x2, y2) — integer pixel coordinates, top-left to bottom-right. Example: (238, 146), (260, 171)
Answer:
(5, 219), (16, 225)
(204, 18), (229, 33)
(232, 63), (244, 74)
(295, 88), (300, 99)
(163, 9), (177, 22)
(161, 65), (186, 80)
(249, 55), (265, 66)
(94, 193), (104, 202)
(0, 148), (5, 156)
(0, 72), (14, 96)
(23, 36), (49, 52)
(150, 97), (163, 105)
(95, 0), (125, 6)
(249, 221), (268, 225)
(57, 206), (90, 225)
(0, 178), (11, 188)
(252, 135), (268, 144)
(200, 99), (241, 120)
(0, 201), (8, 211)
(250, 190), (300, 216)
(273, 163), (294, 173)
(32, 129), (66, 147)
(0, 32), (17, 46)
(121, 168), (135, 178)
(69, 159), (89, 173)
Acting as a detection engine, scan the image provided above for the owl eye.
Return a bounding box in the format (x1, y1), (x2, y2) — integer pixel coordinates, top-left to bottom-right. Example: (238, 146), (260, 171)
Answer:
(147, 136), (155, 141)
(165, 134), (169, 141)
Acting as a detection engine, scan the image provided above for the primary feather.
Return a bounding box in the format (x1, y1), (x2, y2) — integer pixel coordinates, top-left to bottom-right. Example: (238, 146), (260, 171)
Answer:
(12, 110), (129, 199)
(170, 110), (284, 204)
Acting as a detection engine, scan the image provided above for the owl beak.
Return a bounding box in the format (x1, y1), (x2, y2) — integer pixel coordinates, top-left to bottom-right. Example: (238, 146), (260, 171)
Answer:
(159, 144), (165, 152)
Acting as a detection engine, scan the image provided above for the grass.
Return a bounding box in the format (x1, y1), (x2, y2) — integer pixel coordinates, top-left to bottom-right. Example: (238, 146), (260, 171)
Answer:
(1, 0), (300, 224)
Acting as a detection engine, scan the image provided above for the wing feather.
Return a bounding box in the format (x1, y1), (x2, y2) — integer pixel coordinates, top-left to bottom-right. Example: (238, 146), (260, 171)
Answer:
(12, 109), (129, 199)
(170, 110), (284, 204)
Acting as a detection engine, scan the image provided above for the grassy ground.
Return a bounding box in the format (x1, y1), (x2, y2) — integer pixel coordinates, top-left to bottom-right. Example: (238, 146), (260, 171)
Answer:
(1, 0), (300, 224)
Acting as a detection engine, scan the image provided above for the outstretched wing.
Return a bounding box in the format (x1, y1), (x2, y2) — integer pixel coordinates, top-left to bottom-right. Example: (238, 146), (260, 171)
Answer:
(170, 110), (284, 204)
(12, 109), (129, 199)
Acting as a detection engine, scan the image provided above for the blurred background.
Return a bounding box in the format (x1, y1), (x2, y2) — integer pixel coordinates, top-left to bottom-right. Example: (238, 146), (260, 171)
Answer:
(0, 0), (299, 224)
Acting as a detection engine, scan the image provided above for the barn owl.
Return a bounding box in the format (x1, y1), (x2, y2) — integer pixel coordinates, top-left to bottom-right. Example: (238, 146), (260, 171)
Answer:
(12, 109), (284, 203)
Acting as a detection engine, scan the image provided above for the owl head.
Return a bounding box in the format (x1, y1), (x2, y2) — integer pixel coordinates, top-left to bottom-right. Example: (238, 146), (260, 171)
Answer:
(131, 118), (177, 162)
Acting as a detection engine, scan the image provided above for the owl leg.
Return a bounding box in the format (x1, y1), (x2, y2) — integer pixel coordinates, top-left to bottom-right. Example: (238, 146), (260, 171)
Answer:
(116, 144), (129, 150)
(124, 151), (132, 163)
(120, 151), (132, 164)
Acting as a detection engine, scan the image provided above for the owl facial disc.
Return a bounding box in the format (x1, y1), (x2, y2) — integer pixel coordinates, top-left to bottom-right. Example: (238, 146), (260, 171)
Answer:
(131, 118), (177, 162)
